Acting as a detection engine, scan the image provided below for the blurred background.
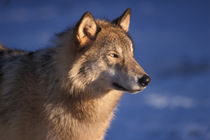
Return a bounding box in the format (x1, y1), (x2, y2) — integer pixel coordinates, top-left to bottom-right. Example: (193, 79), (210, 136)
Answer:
(0, 0), (209, 139)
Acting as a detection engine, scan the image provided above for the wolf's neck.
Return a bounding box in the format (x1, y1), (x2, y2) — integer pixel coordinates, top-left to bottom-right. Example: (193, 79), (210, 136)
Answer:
(74, 90), (122, 122)
(53, 89), (123, 122)
(45, 89), (123, 139)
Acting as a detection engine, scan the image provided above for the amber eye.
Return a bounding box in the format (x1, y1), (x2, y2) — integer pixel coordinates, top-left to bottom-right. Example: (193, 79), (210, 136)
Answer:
(109, 53), (119, 58)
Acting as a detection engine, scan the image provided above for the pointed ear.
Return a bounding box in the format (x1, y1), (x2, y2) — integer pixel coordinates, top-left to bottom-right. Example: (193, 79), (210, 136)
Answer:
(112, 8), (131, 32)
(75, 12), (99, 47)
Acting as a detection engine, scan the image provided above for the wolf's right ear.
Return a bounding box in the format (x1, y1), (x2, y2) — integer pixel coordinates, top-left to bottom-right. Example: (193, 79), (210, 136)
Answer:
(112, 8), (131, 32)
(74, 12), (100, 48)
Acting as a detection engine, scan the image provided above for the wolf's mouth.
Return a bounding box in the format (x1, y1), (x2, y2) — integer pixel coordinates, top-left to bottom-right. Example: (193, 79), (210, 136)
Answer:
(112, 82), (142, 93)
(112, 83), (130, 92)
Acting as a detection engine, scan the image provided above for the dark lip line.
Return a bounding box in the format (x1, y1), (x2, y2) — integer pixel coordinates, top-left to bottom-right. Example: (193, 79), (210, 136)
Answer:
(112, 82), (141, 92)
(112, 82), (129, 91)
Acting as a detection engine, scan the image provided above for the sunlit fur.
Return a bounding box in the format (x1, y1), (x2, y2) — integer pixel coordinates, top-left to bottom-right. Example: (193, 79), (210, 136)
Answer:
(0, 10), (149, 140)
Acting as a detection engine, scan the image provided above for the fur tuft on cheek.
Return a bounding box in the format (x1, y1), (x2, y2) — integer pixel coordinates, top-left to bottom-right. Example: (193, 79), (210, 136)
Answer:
(67, 58), (102, 96)
(68, 59), (116, 98)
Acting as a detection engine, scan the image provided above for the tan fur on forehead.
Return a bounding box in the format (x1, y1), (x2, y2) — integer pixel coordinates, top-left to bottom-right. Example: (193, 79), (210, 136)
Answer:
(95, 19), (133, 52)
(94, 20), (129, 40)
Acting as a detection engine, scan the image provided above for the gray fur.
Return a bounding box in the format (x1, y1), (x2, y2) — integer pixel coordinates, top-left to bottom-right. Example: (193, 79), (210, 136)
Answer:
(0, 9), (150, 140)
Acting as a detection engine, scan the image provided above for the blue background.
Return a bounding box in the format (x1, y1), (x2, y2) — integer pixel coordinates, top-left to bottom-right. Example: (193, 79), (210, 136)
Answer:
(0, 0), (209, 139)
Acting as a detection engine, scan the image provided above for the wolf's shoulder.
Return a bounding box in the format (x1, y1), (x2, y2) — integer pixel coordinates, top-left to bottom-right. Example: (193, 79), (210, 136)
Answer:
(0, 45), (30, 72)
(0, 45), (28, 58)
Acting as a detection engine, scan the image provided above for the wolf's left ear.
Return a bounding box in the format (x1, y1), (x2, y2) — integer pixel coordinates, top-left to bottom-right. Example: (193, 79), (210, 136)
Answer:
(75, 12), (99, 47)
(112, 8), (131, 32)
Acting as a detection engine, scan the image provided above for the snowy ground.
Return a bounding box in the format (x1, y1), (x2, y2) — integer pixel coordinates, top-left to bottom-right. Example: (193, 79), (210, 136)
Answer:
(0, 0), (209, 140)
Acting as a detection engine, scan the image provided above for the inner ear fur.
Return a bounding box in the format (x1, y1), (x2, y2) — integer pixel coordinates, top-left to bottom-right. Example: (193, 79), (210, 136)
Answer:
(75, 12), (99, 47)
(112, 8), (131, 32)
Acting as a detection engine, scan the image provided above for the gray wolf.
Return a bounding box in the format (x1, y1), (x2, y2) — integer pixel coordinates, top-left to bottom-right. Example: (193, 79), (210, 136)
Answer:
(0, 9), (150, 140)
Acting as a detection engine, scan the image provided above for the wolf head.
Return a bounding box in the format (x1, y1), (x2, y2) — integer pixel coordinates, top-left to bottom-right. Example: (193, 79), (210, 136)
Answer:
(67, 9), (150, 96)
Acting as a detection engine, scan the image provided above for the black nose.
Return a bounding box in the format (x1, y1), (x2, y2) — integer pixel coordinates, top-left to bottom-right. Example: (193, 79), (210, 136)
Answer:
(138, 75), (151, 87)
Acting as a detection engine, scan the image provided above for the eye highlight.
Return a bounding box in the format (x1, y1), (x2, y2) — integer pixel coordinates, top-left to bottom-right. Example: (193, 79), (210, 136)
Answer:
(109, 52), (119, 58)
